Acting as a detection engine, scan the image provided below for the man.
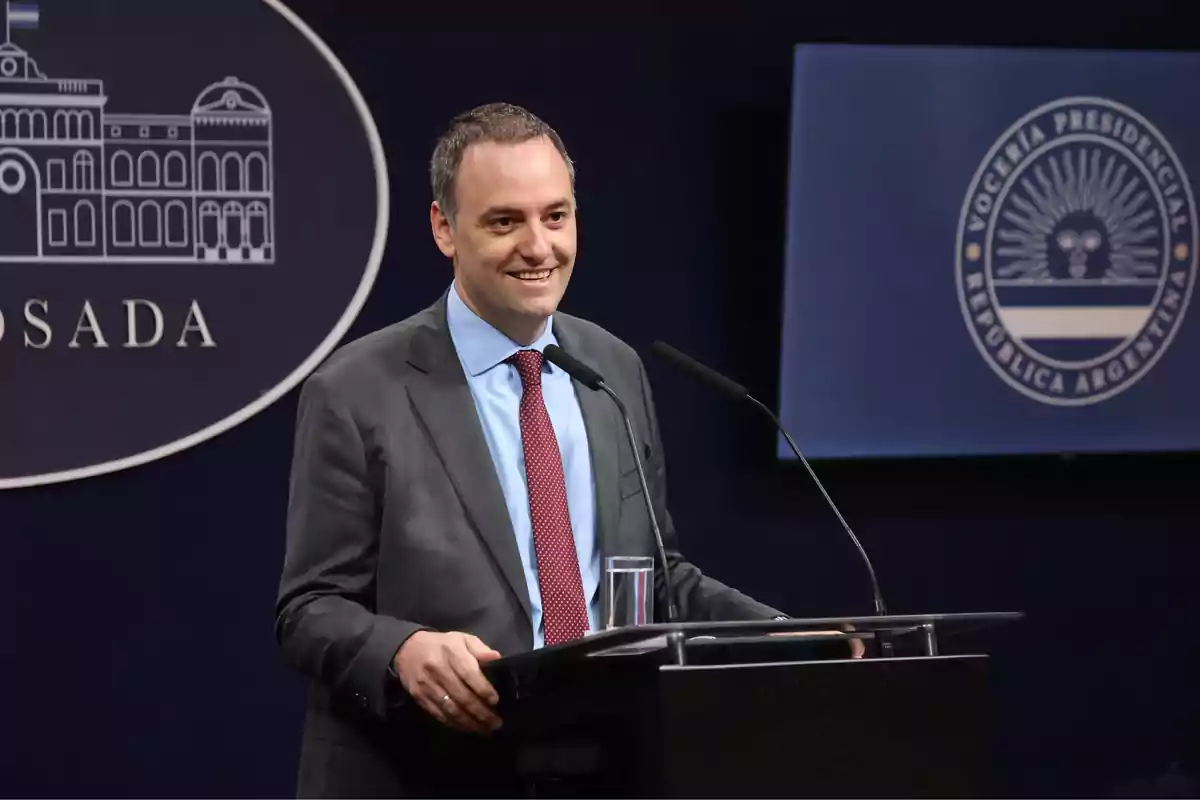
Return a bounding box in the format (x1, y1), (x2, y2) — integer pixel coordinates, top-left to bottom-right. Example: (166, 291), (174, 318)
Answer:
(274, 102), (797, 797)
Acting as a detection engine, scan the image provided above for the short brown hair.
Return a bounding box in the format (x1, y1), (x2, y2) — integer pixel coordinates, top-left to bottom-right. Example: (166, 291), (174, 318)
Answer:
(430, 102), (575, 224)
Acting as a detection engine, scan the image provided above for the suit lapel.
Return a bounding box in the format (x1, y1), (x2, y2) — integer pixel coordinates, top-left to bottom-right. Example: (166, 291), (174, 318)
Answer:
(405, 300), (532, 622)
(553, 319), (621, 566)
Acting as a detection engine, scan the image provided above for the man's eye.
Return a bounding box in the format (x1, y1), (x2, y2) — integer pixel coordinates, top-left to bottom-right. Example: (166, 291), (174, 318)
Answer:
(548, 211), (567, 222)
(492, 217), (513, 228)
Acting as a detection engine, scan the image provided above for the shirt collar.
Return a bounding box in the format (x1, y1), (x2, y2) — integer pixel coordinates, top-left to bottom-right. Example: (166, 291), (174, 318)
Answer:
(446, 281), (559, 377)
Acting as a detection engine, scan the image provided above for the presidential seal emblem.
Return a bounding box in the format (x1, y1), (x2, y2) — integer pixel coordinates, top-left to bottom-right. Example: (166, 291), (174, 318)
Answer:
(0, 1), (387, 488)
(956, 96), (1197, 406)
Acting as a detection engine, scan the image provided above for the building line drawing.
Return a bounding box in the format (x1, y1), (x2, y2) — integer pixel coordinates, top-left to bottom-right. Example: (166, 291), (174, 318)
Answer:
(46, 205), (63, 244)
(73, 198), (94, 245)
(0, 3), (276, 263)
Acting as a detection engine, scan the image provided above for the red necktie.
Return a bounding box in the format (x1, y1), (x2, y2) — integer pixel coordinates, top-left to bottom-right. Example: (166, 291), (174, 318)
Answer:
(509, 350), (590, 645)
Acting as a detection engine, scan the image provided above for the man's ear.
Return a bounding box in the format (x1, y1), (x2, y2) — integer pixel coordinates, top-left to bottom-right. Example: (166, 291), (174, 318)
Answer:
(430, 201), (455, 258)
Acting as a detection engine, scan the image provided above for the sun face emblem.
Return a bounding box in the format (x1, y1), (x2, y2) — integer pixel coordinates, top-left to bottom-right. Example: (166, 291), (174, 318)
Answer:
(993, 149), (1163, 285)
(1056, 226), (1103, 279)
(956, 97), (1197, 406)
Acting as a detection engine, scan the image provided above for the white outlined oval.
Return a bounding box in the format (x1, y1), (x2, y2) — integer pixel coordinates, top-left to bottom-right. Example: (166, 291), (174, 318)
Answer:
(0, 0), (389, 489)
(954, 95), (1198, 407)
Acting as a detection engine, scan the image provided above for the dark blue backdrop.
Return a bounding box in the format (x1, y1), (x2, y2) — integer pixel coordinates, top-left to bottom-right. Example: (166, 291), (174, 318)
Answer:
(2, 2), (1197, 797)
(778, 44), (1200, 458)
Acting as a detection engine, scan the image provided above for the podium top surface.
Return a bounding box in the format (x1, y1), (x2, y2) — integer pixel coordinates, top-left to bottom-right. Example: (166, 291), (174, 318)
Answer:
(489, 611), (1023, 668)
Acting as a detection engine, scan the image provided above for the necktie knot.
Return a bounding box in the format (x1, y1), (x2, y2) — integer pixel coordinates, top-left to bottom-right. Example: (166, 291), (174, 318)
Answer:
(509, 349), (544, 391)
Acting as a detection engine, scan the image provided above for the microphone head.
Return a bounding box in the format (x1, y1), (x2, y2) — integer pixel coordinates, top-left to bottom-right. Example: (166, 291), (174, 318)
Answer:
(543, 344), (605, 391)
(650, 341), (748, 400)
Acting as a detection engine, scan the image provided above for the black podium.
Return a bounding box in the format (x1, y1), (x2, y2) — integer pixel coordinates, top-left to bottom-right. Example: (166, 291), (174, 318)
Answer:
(484, 613), (1021, 798)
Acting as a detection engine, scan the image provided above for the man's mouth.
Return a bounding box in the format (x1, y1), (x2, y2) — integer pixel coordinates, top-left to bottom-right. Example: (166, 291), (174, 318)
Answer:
(508, 269), (553, 282)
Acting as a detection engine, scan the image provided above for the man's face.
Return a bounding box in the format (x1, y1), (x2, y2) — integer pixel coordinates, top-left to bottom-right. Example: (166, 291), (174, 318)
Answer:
(431, 136), (577, 344)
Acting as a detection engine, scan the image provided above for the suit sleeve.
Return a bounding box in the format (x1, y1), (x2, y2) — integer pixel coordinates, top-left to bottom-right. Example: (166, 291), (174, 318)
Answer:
(274, 373), (425, 719)
(633, 357), (785, 622)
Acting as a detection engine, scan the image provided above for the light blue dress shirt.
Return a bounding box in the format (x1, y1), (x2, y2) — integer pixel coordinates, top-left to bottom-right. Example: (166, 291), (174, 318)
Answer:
(445, 283), (599, 648)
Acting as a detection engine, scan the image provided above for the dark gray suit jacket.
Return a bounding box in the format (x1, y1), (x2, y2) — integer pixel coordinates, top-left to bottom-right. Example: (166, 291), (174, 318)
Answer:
(274, 294), (781, 797)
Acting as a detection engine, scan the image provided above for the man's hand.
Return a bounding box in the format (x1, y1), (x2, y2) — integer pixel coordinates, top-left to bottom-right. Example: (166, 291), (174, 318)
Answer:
(393, 631), (503, 734)
(768, 629), (866, 658)
(848, 634), (866, 659)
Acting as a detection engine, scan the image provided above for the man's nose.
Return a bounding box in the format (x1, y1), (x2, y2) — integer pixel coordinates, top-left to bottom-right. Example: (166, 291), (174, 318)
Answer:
(518, 222), (552, 263)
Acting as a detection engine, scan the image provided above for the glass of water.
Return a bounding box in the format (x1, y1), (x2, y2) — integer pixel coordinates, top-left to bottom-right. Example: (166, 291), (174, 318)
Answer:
(603, 556), (655, 630)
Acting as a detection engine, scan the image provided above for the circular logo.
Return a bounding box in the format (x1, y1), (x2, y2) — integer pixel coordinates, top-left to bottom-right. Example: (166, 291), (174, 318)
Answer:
(0, 0), (387, 488)
(955, 97), (1197, 406)
(0, 159), (26, 194)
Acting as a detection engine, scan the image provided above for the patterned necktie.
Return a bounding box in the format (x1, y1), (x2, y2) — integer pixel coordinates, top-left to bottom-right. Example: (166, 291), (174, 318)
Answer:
(509, 349), (590, 645)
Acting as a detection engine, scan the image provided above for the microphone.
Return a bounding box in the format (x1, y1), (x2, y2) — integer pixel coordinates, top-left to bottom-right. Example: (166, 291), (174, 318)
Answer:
(542, 344), (680, 627)
(649, 341), (888, 620)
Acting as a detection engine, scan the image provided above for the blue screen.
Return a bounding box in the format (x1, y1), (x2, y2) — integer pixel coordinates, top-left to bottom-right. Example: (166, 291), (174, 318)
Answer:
(778, 44), (1200, 458)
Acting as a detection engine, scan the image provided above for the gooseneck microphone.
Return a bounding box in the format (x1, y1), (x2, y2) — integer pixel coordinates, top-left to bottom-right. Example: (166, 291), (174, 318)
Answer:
(649, 340), (888, 620)
(542, 344), (680, 627)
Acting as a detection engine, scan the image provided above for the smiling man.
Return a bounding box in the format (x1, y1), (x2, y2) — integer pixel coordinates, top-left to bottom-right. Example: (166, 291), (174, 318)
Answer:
(274, 103), (791, 797)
